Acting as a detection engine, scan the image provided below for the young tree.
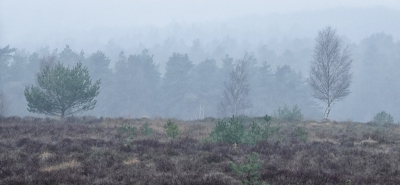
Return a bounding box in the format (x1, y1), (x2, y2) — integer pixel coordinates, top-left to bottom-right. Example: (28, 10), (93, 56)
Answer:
(309, 26), (353, 118)
(24, 60), (100, 118)
(218, 53), (253, 117)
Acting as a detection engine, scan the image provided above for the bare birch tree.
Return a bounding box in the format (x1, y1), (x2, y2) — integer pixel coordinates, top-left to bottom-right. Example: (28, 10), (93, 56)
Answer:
(218, 53), (253, 117)
(309, 26), (353, 119)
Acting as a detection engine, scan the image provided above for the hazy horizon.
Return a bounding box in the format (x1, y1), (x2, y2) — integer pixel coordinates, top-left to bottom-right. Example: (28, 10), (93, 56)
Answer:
(1, 0), (400, 51)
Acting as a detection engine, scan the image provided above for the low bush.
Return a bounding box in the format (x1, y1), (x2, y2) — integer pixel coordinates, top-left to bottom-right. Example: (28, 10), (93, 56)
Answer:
(140, 122), (153, 136)
(243, 121), (280, 145)
(119, 124), (136, 139)
(372, 111), (394, 125)
(294, 126), (308, 142)
(274, 104), (303, 122)
(164, 119), (180, 139)
(209, 115), (280, 145)
(209, 116), (245, 144)
(229, 152), (267, 185)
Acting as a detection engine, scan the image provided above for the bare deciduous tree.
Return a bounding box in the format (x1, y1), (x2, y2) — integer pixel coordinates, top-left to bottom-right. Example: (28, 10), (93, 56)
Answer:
(219, 53), (253, 117)
(309, 26), (353, 119)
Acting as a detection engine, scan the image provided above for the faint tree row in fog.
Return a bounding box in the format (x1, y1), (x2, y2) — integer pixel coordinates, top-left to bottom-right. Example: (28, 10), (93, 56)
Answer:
(0, 45), (17, 117)
(309, 26), (353, 119)
(2, 29), (400, 121)
(0, 44), (320, 119)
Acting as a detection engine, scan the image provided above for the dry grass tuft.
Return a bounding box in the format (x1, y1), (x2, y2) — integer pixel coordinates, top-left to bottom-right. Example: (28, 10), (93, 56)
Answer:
(356, 137), (378, 145)
(39, 152), (54, 161)
(41, 160), (81, 172)
(123, 157), (140, 165)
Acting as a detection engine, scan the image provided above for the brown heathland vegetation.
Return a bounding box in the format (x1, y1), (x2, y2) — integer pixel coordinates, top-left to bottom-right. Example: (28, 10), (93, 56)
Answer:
(1, 116), (400, 184)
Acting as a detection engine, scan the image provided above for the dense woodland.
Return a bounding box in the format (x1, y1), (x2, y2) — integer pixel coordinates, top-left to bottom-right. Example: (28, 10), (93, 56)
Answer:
(0, 32), (400, 121)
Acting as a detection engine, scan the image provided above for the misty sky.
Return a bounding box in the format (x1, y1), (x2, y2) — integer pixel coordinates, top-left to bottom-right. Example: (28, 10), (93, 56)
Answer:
(1, 0), (400, 51)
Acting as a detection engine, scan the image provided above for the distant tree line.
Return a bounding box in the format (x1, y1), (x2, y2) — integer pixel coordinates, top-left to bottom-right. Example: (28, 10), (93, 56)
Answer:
(1, 30), (399, 121)
(0, 44), (321, 119)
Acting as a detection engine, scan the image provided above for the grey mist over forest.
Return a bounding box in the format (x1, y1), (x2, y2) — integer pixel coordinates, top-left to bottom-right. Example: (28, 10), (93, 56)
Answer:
(1, 0), (399, 122)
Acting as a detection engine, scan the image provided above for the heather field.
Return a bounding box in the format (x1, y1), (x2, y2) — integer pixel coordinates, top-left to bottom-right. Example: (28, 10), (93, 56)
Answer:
(1, 116), (400, 185)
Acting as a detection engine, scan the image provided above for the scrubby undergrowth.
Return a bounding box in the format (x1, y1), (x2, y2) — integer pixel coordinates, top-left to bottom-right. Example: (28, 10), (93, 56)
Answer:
(1, 116), (400, 185)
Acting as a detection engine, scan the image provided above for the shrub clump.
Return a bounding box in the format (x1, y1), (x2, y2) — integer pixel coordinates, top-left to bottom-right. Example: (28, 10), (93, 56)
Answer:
(209, 115), (280, 145)
(164, 119), (180, 139)
(229, 152), (267, 185)
(372, 111), (394, 125)
(140, 122), (153, 137)
(209, 116), (245, 144)
(119, 124), (137, 139)
(294, 126), (308, 142)
(274, 104), (303, 122)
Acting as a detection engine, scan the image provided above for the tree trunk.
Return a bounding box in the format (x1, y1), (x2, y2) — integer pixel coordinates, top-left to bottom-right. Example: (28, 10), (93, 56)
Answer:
(324, 103), (331, 119)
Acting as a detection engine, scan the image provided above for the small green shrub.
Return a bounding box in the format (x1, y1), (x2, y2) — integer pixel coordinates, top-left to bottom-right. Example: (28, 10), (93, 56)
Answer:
(244, 120), (281, 145)
(119, 124), (136, 139)
(372, 111), (394, 125)
(274, 104), (303, 122)
(210, 115), (280, 145)
(244, 121), (263, 144)
(140, 122), (153, 136)
(164, 119), (180, 139)
(294, 126), (308, 142)
(209, 116), (245, 144)
(229, 152), (267, 185)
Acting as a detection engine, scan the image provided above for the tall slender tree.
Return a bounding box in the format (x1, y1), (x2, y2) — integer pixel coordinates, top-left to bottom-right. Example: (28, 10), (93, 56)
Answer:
(218, 53), (253, 117)
(309, 26), (353, 119)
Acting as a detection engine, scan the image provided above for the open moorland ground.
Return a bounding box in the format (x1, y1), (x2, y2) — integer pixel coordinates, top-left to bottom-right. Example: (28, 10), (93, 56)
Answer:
(1, 116), (400, 185)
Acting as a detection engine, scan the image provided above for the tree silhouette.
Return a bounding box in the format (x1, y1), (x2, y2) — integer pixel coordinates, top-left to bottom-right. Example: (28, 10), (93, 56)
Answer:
(25, 59), (100, 118)
(309, 27), (353, 119)
(219, 53), (253, 117)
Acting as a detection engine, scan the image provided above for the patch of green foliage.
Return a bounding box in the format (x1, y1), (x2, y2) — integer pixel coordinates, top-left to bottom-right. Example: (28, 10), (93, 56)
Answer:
(164, 119), (180, 139)
(209, 115), (280, 145)
(210, 116), (245, 144)
(24, 62), (100, 118)
(372, 111), (394, 125)
(274, 104), (303, 122)
(140, 122), (153, 136)
(229, 152), (268, 185)
(294, 126), (308, 142)
(119, 124), (136, 139)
